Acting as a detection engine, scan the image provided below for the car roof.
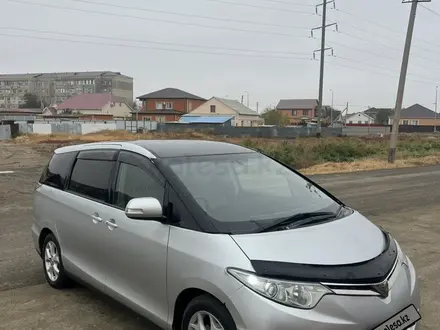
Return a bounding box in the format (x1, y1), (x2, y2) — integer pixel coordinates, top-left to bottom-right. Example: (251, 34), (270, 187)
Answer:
(55, 139), (255, 159)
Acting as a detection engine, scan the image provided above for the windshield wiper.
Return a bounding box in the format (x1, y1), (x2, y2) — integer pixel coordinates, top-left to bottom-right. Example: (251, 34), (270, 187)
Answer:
(258, 211), (338, 233)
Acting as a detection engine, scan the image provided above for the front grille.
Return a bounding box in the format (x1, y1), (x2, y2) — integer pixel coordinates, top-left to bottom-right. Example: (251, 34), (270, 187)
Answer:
(322, 257), (400, 298)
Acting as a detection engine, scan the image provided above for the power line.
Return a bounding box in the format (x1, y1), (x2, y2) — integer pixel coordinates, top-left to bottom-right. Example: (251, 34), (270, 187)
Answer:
(55, 0), (311, 30)
(201, 0), (316, 14)
(335, 7), (440, 50)
(0, 26), (311, 56)
(330, 13), (440, 54)
(0, 32), (315, 61)
(327, 59), (437, 87)
(324, 33), (440, 76)
(419, 3), (440, 17)
(333, 30), (440, 67)
(336, 8), (404, 36)
(333, 55), (440, 84)
(5, 0), (310, 38)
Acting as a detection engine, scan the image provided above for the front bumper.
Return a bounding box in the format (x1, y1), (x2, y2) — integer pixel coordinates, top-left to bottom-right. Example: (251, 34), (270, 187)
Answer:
(227, 258), (420, 330)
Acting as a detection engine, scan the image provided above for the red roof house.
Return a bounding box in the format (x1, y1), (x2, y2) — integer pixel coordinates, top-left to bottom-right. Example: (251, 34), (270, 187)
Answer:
(45, 93), (133, 119)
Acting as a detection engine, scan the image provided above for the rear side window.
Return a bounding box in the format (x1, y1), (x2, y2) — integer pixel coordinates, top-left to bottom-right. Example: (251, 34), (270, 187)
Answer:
(39, 152), (77, 190)
(68, 159), (115, 203)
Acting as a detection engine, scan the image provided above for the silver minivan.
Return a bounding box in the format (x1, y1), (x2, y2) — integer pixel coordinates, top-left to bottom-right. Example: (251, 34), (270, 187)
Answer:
(32, 140), (421, 330)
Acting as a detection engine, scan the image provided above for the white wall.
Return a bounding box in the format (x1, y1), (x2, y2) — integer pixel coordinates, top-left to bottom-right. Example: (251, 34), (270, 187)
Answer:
(102, 102), (132, 117)
(81, 123), (117, 134)
(32, 123), (52, 134)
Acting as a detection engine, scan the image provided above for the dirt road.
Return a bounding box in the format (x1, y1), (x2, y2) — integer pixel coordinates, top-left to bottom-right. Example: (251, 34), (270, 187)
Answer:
(0, 144), (438, 329)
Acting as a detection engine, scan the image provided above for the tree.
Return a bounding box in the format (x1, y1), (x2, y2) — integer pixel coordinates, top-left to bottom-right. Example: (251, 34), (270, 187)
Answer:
(20, 93), (40, 109)
(321, 106), (341, 122)
(261, 107), (290, 126)
(376, 109), (393, 125)
(131, 101), (139, 111)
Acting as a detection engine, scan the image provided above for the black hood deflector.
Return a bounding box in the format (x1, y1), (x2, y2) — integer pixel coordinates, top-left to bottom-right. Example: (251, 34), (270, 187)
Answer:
(250, 232), (397, 284)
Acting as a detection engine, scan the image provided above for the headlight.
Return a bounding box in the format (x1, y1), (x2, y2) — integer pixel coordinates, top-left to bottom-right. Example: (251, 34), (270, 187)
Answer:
(227, 268), (332, 309)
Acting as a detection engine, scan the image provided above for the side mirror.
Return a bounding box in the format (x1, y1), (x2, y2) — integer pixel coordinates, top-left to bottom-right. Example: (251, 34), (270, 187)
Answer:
(125, 197), (163, 220)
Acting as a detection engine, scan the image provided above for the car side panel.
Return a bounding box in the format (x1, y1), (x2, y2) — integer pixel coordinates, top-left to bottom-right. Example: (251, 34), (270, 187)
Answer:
(52, 190), (108, 290)
(166, 227), (252, 329)
(100, 208), (170, 329)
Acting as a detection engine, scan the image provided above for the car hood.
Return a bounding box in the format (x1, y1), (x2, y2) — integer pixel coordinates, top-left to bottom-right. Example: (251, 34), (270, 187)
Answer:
(231, 211), (386, 266)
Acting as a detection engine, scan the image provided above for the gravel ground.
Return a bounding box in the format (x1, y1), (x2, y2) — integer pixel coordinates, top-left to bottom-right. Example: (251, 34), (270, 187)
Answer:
(0, 143), (438, 330)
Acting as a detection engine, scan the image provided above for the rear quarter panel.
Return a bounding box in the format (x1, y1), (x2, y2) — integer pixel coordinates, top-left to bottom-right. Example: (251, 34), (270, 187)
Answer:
(33, 185), (61, 247)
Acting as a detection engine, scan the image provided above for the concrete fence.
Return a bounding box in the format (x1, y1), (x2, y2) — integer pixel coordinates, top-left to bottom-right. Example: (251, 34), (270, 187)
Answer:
(342, 126), (391, 136)
(3, 120), (393, 139)
(0, 125), (11, 140)
(15, 120), (156, 135)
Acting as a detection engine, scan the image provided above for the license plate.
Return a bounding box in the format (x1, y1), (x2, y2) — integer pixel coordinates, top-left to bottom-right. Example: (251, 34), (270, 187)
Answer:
(373, 305), (421, 330)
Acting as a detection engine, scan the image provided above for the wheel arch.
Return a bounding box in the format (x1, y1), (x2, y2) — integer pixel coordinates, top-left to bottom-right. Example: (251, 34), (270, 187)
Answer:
(39, 227), (54, 255)
(172, 288), (231, 330)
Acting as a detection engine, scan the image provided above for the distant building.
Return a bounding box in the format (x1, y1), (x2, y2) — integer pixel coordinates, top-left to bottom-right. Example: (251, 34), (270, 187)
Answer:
(276, 99), (318, 125)
(388, 104), (439, 126)
(345, 112), (375, 125)
(178, 115), (234, 126)
(188, 97), (262, 127)
(45, 93), (133, 120)
(137, 88), (207, 122)
(0, 108), (43, 121)
(0, 71), (133, 108)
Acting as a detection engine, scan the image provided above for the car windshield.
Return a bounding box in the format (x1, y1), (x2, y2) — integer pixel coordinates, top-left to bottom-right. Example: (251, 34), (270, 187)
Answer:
(165, 152), (340, 234)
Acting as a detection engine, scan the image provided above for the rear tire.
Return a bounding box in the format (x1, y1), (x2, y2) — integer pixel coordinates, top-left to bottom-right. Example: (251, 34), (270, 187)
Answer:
(181, 294), (237, 330)
(42, 234), (72, 289)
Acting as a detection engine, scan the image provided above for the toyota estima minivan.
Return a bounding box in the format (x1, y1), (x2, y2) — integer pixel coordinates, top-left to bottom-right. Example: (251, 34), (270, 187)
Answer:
(32, 140), (421, 330)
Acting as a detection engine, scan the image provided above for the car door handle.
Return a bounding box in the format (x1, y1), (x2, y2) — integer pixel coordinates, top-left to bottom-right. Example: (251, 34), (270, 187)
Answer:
(105, 220), (118, 230)
(91, 214), (103, 224)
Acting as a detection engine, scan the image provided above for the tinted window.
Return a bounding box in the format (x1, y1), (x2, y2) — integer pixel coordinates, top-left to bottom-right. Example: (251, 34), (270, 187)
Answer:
(39, 152), (77, 190)
(114, 162), (164, 209)
(166, 153), (339, 233)
(68, 159), (114, 203)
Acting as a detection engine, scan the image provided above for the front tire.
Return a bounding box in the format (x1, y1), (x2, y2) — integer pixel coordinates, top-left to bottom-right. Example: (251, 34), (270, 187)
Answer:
(42, 234), (72, 289)
(181, 295), (237, 330)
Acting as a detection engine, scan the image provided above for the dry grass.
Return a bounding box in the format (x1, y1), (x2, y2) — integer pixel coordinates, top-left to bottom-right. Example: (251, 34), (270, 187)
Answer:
(301, 154), (440, 175)
(11, 131), (440, 175)
(13, 130), (225, 144)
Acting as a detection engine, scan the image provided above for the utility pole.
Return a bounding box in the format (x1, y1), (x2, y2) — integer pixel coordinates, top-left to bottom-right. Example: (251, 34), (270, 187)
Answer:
(388, 0), (431, 163)
(330, 89), (334, 124)
(435, 85), (438, 133)
(241, 95), (244, 104)
(313, 0), (336, 137)
(256, 102), (259, 114)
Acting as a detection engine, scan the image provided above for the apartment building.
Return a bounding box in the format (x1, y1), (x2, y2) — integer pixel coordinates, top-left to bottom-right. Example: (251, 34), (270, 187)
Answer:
(0, 71), (133, 108)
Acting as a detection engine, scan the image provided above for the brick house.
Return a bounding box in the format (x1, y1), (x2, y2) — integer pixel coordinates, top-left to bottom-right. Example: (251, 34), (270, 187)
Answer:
(388, 104), (440, 126)
(137, 88), (207, 122)
(276, 99), (318, 125)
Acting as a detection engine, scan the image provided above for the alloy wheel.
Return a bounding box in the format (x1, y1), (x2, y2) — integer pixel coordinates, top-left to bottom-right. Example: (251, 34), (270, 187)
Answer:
(188, 311), (225, 330)
(44, 241), (60, 282)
